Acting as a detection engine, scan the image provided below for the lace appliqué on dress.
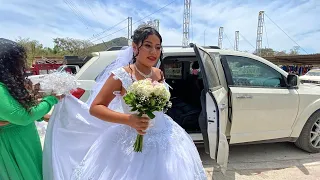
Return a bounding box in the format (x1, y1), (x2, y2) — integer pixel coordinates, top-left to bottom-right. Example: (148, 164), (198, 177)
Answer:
(111, 68), (134, 90)
(112, 115), (186, 156)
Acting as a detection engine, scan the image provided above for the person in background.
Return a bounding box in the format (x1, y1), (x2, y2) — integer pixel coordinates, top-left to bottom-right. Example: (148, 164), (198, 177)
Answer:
(191, 61), (200, 75)
(0, 38), (61, 180)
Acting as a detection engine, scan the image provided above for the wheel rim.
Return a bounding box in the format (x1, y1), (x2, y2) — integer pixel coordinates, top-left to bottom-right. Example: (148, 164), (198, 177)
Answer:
(310, 118), (320, 148)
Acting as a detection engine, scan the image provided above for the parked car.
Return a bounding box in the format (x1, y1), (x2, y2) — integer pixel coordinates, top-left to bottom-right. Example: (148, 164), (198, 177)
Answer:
(72, 44), (320, 171)
(300, 69), (320, 85)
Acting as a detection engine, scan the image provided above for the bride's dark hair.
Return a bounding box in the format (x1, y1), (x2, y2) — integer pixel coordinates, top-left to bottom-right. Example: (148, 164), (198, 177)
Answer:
(129, 25), (164, 82)
(131, 25), (163, 63)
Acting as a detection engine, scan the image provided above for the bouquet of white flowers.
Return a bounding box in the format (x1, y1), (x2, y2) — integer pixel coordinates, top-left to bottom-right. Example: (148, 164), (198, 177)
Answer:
(39, 72), (78, 95)
(123, 78), (172, 152)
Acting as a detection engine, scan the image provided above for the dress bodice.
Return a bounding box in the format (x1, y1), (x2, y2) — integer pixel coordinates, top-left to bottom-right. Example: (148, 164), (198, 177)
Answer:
(111, 67), (170, 114)
(111, 67), (141, 114)
(111, 67), (171, 133)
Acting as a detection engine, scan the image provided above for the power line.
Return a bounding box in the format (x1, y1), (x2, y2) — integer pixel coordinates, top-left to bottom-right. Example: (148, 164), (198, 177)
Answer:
(64, 0), (91, 29)
(84, 0), (97, 19)
(224, 34), (234, 49)
(88, 18), (128, 41)
(64, 0), (127, 44)
(93, 0), (176, 43)
(92, 27), (128, 43)
(239, 32), (255, 50)
(64, 0), (87, 27)
(264, 13), (308, 54)
(132, 0), (176, 26)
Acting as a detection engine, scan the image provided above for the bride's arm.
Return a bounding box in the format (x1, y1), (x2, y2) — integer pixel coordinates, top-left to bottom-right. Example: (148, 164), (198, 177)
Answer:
(89, 74), (149, 134)
(89, 74), (129, 125)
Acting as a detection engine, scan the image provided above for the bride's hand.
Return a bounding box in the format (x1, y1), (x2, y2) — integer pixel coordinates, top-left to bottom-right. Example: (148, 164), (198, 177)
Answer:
(127, 115), (150, 135)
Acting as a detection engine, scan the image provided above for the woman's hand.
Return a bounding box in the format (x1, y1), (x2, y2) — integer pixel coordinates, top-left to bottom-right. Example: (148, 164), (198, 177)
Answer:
(127, 114), (150, 135)
(43, 114), (51, 122)
(0, 121), (9, 126)
(52, 94), (65, 100)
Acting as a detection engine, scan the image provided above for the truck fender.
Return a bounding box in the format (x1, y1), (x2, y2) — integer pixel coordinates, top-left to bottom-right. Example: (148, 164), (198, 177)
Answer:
(291, 98), (320, 137)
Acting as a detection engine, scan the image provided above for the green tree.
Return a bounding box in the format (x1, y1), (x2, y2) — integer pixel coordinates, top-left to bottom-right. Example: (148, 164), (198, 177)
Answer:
(257, 46), (300, 57)
(53, 37), (94, 57)
(16, 37), (45, 67)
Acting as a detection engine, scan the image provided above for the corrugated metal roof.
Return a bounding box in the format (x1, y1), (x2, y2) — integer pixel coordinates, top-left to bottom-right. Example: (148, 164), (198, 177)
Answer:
(263, 54), (320, 65)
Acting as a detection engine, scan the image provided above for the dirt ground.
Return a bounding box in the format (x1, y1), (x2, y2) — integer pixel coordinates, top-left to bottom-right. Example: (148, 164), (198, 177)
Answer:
(200, 143), (320, 180)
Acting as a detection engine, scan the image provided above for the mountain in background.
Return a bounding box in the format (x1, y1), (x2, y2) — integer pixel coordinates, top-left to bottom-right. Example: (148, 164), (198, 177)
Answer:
(90, 37), (129, 52)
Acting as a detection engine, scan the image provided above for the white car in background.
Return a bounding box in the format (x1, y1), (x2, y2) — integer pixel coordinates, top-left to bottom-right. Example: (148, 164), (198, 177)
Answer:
(71, 44), (320, 171)
(300, 69), (320, 85)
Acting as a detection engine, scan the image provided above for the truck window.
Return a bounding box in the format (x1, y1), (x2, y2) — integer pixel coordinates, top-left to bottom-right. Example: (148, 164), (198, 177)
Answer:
(198, 50), (221, 88)
(224, 55), (286, 88)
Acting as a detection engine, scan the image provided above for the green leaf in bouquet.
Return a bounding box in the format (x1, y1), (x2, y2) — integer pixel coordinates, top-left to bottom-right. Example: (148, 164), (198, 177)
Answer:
(123, 95), (133, 103)
(150, 99), (156, 106)
(146, 111), (155, 119)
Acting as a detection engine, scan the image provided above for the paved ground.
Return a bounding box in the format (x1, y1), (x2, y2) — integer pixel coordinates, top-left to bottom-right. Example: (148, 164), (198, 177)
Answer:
(199, 142), (320, 180)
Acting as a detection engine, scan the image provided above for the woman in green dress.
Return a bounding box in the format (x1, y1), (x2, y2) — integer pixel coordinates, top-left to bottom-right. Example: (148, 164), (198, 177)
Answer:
(0, 38), (60, 180)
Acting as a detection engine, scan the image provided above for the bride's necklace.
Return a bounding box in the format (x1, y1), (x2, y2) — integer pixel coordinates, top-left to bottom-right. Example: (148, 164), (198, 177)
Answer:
(134, 64), (153, 78)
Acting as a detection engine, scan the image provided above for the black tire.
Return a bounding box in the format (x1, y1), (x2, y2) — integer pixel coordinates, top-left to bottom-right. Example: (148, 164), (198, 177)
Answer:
(294, 110), (320, 153)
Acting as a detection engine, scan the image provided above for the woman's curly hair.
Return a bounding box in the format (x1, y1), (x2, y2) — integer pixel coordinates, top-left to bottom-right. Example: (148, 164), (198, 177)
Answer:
(0, 38), (36, 111)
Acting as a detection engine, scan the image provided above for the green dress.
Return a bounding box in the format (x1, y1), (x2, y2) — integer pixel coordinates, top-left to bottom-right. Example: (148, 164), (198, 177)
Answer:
(0, 82), (58, 180)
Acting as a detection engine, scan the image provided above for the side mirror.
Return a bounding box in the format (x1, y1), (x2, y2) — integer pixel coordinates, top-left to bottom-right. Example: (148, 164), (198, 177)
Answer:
(287, 74), (298, 88)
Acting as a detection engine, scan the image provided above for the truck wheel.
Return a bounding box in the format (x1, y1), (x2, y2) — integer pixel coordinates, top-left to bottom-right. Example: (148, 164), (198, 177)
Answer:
(295, 111), (320, 153)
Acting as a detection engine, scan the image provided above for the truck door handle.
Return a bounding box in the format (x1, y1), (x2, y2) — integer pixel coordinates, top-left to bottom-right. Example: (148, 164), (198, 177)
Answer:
(236, 95), (253, 99)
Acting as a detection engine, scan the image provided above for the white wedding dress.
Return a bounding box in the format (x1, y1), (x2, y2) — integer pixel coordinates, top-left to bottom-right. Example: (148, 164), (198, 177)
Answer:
(43, 67), (207, 180)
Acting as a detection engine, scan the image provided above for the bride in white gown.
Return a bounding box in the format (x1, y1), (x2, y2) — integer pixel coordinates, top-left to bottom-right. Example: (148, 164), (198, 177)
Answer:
(43, 25), (207, 180)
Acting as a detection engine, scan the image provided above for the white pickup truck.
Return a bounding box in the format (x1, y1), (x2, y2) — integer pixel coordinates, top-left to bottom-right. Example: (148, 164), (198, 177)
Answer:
(72, 44), (320, 171)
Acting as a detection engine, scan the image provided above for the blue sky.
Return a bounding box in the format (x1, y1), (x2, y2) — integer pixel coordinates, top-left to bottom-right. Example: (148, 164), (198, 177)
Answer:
(0, 0), (319, 54)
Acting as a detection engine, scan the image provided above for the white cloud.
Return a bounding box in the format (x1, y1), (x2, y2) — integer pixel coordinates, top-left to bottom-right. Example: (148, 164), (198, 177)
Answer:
(0, 0), (319, 54)
(191, 0), (320, 53)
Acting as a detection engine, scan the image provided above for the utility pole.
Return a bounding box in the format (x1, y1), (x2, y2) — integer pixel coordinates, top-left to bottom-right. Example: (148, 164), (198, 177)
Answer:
(127, 17), (132, 45)
(218, 27), (223, 49)
(235, 31), (239, 51)
(182, 0), (191, 46)
(256, 11), (264, 56)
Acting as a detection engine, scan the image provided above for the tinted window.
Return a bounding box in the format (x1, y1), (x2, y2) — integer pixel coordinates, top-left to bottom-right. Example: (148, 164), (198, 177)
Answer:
(198, 49), (221, 88)
(225, 55), (285, 88)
